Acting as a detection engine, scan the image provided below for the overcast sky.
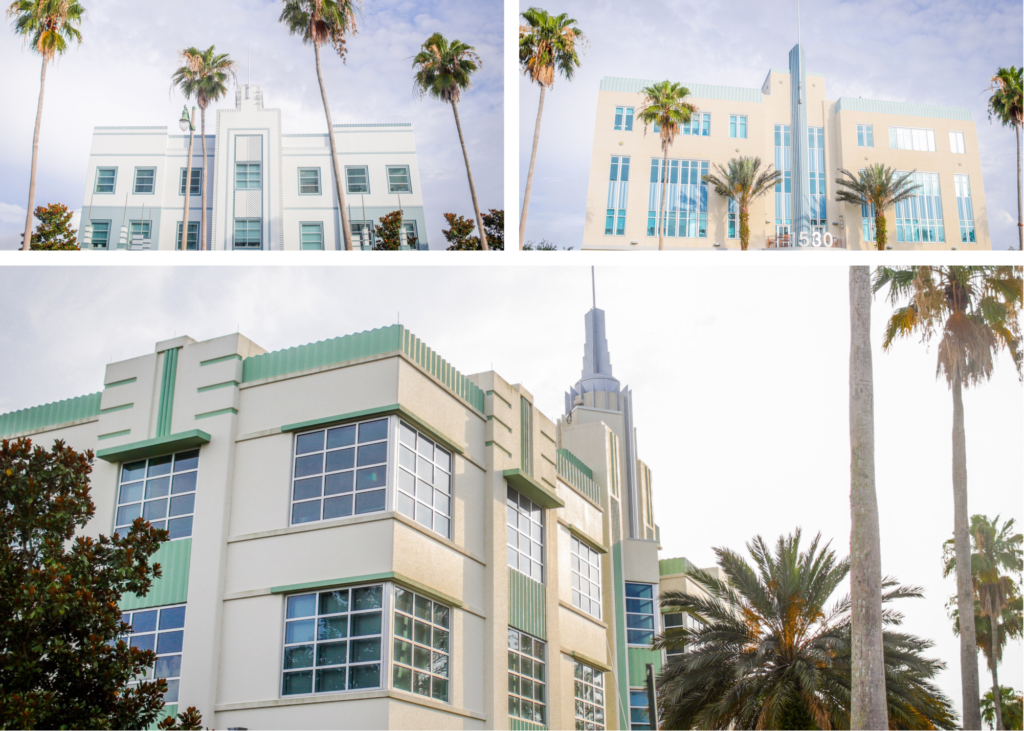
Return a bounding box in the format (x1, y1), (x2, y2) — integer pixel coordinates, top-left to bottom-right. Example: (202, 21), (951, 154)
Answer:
(518, 0), (1024, 250)
(0, 0), (502, 250)
(0, 264), (1019, 721)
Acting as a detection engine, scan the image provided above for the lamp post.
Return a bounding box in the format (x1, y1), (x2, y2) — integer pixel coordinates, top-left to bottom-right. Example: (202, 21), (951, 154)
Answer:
(179, 105), (196, 251)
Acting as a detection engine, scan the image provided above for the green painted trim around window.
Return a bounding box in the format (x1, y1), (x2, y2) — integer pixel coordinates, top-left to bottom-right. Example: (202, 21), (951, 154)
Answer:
(270, 571), (465, 609)
(486, 440), (512, 458)
(503, 469), (565, 510)
(566, 649), (612, 673)
(119, 538), (191, 611)
(556, 448), (600, 504)
(508, 568), (546, 640)
(95, 429), (210, 463)
(156, 348), (179, 438)
(105, 377), (137, 388)
(98, 429), (131, 441)
(520, 396), (532, 474)
(100, 403), (134, 414)
(197, 381), (239, 393)
(0, 391), (102, 437)
(195, 408), (238, 420)
(200, 354), (242, 366)
(627, 647), (663, 687)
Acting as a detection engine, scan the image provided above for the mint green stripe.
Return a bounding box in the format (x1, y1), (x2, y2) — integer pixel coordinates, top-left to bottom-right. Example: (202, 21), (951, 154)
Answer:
(195, 408), (238, 420)
(96, 430), (210, 463)
(119, 539), (191, 610)
(200, 354), (242, 367)
(100, 403), (134, 414)
(98, 429), (131, 440)
(156, 349), (179, 438)
(508, 569), (546, 640)
(0, 392), (102, 437)
(197, 381), (239, 393)
(104, 377), (137, 388)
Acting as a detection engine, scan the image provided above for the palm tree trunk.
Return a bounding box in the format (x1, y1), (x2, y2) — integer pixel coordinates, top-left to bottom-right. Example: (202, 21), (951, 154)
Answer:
(848, 266), (888, 731)
(452, 101), (488, 250)
(739, 205), (749, 251)
(875, 211), (886, 251)
(22, 57), (48, 251)
(519, 84), (546, 250)
(659, 148), (668, 251)
(200, 107), (208, 251)
(991, 620), (1003, 730)
(182, 109), (195, 251)
(952, 378), (982, 730)
(314, 42), (352, 251)
(1016, 122), (1021, 251)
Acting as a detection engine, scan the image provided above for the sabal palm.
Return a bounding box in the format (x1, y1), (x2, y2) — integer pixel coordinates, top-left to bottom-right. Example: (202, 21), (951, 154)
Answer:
(835, 164), (920, 250)
(654, 530), (957, 730)
(703, 157), (781, 250)
(413, 32), (487, 250)
(637, 81), (696, 251)
(874, 266), (1024, 730)
(988, 67), (1023, 250)
(171, 46), (236, 251)
(280, 0), (359, 251)
(982, 687), (1024, 731)
(7, 0), (84, 252)
(519, 7), (584, 250)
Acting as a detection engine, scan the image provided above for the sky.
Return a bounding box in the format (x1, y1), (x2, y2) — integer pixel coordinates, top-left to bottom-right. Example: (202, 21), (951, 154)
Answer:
(0, 0), (503, 250)
(517, 0), (1024, 250)
(0, 264), (1020, 722)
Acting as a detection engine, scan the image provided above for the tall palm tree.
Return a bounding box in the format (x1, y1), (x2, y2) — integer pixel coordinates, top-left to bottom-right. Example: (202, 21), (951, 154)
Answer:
(518, 8), (584, 250)
(280, 0), (359, 251)
(982, 687), (1024, 731)
(413, 32), (488, 250)
(835, 164), (920, 250)
(874, 266), (1024, 730)
(654, 529), (957, 729)
(848, 265), (887, 729)
(637, 81), (696, 251)
(988, 67), (1023, 251)
(702, 156), (780, 250)
(171, 46), (236, 251)
(7, 0), (84, 252)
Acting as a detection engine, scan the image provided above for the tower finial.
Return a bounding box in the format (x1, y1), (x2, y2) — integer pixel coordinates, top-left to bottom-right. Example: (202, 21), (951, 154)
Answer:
(591, 266), (596, 309)
(797, 0), (801, 47)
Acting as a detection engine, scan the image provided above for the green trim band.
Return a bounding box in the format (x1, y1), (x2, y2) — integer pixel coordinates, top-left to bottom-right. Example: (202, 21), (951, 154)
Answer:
(156, 348), (179, 438)
(100, 403), (134, 414)
(96, 429), (210, 463)
(565, 649), (613, 673)
(196, 408), (238, 420)
(282, 404), (465, 455)
(270, 571), (464, 609)
(197, 381), (239, 393)
(503, 469), (565, 510)
(486, 440), (512, 458)
(98, 429), (131, 441)
(200, 354), (242, 366)
(104, 377), (137, 388)
(119, 538), (192, 611)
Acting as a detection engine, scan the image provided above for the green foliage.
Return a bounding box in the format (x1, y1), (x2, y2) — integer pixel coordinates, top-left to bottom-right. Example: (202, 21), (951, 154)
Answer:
(702, 157), (781, 250)
(29, 202), (78, 250)
(483, 209), (503, 250)
(523, 239), (560, 250)
(519, 7), (585, 87)
(6, 0), (84, 61)
(443, 209), (503, 251)
(171, 46), (237, 110)
(412, 32), (479, 106)
(279, 0), (359, 59)
(988, 66), (1023, 129)
(834, 164), (920, 249)
(157, 706), (205, 730)
(0, 438), (169, 729)
(372, 210), (415, 251)
(982, 687), (1023, 730)
(637, 80), (696, 152)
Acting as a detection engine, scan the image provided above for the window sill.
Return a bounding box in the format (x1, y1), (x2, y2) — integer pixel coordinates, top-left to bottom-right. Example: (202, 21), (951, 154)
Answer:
(558, 599), (608, 629)
(214, 689), (484, 720)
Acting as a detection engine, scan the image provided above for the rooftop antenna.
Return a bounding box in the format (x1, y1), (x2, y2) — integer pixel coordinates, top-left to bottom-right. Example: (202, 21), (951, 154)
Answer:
(797, 0), (801, 47)
(796, 0), (803, 105)
(247, 41), (250, 86)
(591, 266), (596, 309)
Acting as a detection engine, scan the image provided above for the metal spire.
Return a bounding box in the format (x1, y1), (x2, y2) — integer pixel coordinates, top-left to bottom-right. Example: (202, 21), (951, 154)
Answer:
(591, 266), (596, 309)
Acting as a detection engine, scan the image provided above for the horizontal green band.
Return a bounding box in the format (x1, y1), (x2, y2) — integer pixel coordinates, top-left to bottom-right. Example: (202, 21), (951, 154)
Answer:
(96, 429), (211, 463)
(100, 403), (133, 414)
(98, 429), (131, 441)
(503, 469), (565, 509)
(200, 354), (242, 366)
(195, 408), (238, 420)
(104, 377), (137, 389)
(197, 381), (239, 393)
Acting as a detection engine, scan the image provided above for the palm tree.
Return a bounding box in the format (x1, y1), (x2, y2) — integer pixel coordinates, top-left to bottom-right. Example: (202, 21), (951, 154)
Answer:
(171, 46), (236, 251)
(988, 67), (1023, 251)
(518, 8), (584, 250)
(413, 32), (488, 250)
(848, 265), (887, 729)
(7, 0), (84, 252)
(654, 529), (957, 729)
(874, 266), (1024, 730)
(280, 0), (359, 251)
(943, 515), (1023, 730)
(702, 157), (780, 250)
(982, 687), (1024, 730)
(637, 81), (696, 251)
(835, 164), (920, 250)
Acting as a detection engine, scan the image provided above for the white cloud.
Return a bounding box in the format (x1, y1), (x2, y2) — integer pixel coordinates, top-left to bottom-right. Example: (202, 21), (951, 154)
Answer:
(0, 202), (27, 226)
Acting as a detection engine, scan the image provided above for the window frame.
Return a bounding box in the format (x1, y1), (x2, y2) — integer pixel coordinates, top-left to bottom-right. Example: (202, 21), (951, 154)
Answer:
(94, 167), (118, 195)
(949, 130), (966, 154)
(386, 165), (412, 194)
(175, 221), (200, 251)
(114, 449), (199, 540)
(121, 603), (187, 703)
(298, 167), (322, 196)
(299, 221), (324, 251)
(132, 167), (156, 195)
(178, 167), (202, 196)
(88, 219), (112, 249)
(573, 660), (606, 730)
(234, 162), (262, 190)
(127, 220), (153, 245)
(507, 486), (544, 583)
(857, 124), (874, 148)
(729, 114), (747, 139)
(345, 165), (371, 195)
(614, 106), (634, 132)
(396, 420), (453, 539)
(625, 582), (657, 647)
(605, 155), (630, 237)
(233, 218), (262, 249)
(570, 534), (602, 619)
(888, 126), (936, 152)
(391, 585), (452, 703)
(630, 687), (652, 730)
(351, 220), (376, 248)
(508, 627), (547, 726)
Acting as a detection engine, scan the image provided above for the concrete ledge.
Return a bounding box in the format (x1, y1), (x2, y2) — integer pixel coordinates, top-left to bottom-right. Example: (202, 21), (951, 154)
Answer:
(96, 429), (211, 463)
(503, 469), (565, 509)
(214, 689), (486, 720)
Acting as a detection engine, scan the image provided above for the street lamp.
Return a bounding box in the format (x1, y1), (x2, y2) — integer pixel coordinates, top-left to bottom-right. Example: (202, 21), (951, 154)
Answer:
(179, 106), (194, 132)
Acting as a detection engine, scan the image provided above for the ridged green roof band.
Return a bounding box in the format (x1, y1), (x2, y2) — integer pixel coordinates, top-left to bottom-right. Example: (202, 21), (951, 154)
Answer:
(119, 538), (191, 611)
(659, 556), (697, 576)
(836, 96), (971, 121)
(556, 448), (600, 504)
(156, 348), (179, 438)
(510, 718), (546, 731)
(508, 568), (546, 640)
(600, 76), (764, 103)
(627, 647), (663, 686)
(0, 392), (102, 437)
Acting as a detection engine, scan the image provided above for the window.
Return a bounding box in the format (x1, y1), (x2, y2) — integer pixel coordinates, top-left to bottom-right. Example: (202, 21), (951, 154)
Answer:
(894, 171), (944, 243)
(507, 487), (543, 582)
(729, 115), (747, 139)
(115, 450), (198, 540)
(950, 131), (966, 154)
(176, 221), (199, 251)
(774, 124), (792, 240)
(299, 168), (321, 195)
(300, 222), (323, 251)
(614, 106), (634, 131)
(401, 221), (418, 249)
(664, 612), (685, 660)
(128, 220), (152, 244)
(281, 585), (384, 695)
(889, 126), (936, 151)
(396, 421), (452, 538)
(508, 628), (546, 725)
(808, 127), (826, 231)
(857, 124), (874, 147)
(573, 661), (606, 730)
(235, 163), (261, 189)
(387, 165), (411, 193)
(291, 417), (389, 525)
(133, 168), (156, 194)
(625, 582), (656, 645)
(630, 689), (651, 730)
(954, 174), (975, 243)
(352, 220), (376, 248)
(233, 219), (261, 249)
(121, 605), (186, 702)
(345, 166), (369, 194)
(682, 112), (711, 136)
(89, 220), (110, 249)
(392, 586), (450, 702)
(605, 156), (629, 236)
(179, 168), (202, 196)
(861, 201), (877, 243)
(647, 159), (708, 238)
(727, 198), (738, 239)
(571, 535), (602, 618)
(95, 167), (117, 194)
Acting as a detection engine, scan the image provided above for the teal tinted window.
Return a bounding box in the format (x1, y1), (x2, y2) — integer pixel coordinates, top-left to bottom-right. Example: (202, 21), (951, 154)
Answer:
(122, 604), (186, 702)
(115, 450), (198, 539)
(235, 163), (261, 189)
(176, 222), (199, 250)
(387, 165), (411, 193)
(95, 167), (117, 193)
(89, 221), (110, 249)
(300, 223), (323, 251)
(179, 168), (202, 195)
(299, 168), (321, 194)
(625, 582), (656, 645)
(133, 168), (155, 194)
(233, 219), (261, 248)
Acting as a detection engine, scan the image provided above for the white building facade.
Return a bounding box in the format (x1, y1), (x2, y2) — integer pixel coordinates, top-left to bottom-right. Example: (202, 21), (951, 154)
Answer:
(80, 84), (428, 251)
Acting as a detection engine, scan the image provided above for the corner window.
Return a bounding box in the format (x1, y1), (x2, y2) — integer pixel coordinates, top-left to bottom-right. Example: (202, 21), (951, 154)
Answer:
(176, 221), (199, 251)
(508, 628), (546, 725)
(121, 604), (186, 702)
(89, 220), (111, 249)
(614, 106), (634, 131)
(298, 168), (321, 195)
(179, 168), (202, 196)
(300, 222), (324, 251)
(233, 219), (261, 249)
(857, 124), (874, 147)
(949, 131), (966, 154)
(507, 487), (543, 582)
(392, 586), (450, 702)
(571, 535), (602, 619)
(630, 688), (651, 729)
(387, 165), (411, 194)
(115, 450), (198, 539)
(625, 582), (656, 646)
(235, 163), (261, 189)
(95, 167), (117, 194)
(346, 166), (370, 194)
(729, 115), (747, 139)
(396, 421), (452, 538)
(574, 661), (606, 730)
(133, 168), (156, 194)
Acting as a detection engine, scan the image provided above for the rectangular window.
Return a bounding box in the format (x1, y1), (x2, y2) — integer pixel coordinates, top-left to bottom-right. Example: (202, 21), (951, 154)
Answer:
(507, 487), (543, 582)
(281, 585), (384, 696)
(299, 168), (322, 195)
(401, 221), (418, 249)
(888, 126), (935, 151)
(862, 202), (877, 243)
(625, 582), (656, 646)
(176, 221), (199, 251)
(571, 535), (602, 619)
(352, 220), (376, 248)
(95, 167), (117, 194)
(89, 220), (111, 249)
(774, 124), (792, 240)
(235, 163), (261, 189)
(950, 131), (966, 154)
(647, 158), (708, 238)
(345, 166), (369, 194)
(614, 106), (634, 131)
(573, 661), (606, 730)
(179, 168), (202, 196)
(121, 604), (186, 702)
(133, 168), (156, 194)
(727, 198), (738, 239)
(387, 165), (411, 193)
(729, 115), (747, 139)
(605, 156), (629, 236)
(396, 421), (452, 538)
(233, 219), (261, 249)
(808, 126), (826, 230)
(128, 220), (152, 246)
(955, 174), (975, 243)
(681, 112), (711, 136)
(508, 628), (546, 726)
(857, 124), (874, 147)
(894, 171), (944, 243)
(630, 688), (651, 730)
(392, 586), (450, 702)
(300, 222), (323, 251)
(664, 612), (685, 660)
(115, 450), (198, 540)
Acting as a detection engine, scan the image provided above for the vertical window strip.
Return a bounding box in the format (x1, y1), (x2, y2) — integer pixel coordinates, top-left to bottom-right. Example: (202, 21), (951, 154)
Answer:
(508, 628), (546, 726)
(664, 612), (686, 660)
(605, 156), (630, 236)
(233, 219), (261, 248)
(396, 420), (452, 539)
(121, 605), (187, 702)
(894, 172), (944, 243)
(727, 198), (738, 239)
(300, 223), (323, 250)
(808, 127), (826, 230)
(954, 174), (975, 243)
(630, 688), (651, 730)
(115, 450), (199, 540)
(571, 535), (602, 618)
(507, 486), (544, 582)
(392, 586), (450, 702)
(625, 582), (655, 646)
(573, 661), (606, 730)
(235, 163), (261, 189)
(90, 220), (111, 249)
(176, 222), (199, 250)
(520, 396), (533, 474)
(774, 124), (792, 239)
(647, 158), (708, 238)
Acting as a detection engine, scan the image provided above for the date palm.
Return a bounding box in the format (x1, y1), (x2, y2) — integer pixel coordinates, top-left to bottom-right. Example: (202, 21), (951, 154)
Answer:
(519, 8), (584, 250)
(7, 0), (84, 252)
(835, 164), (920, 250)
(280, 0), (359, 251)
(702, 157), (780, 250)
(874, 266), (1024, 730)
(171, 46), (236, 251)
(988, 67), (1023, 250)
(413, 32), (488, 250)
(637, 81), (696, 251)
(654, 529), (957, 729)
